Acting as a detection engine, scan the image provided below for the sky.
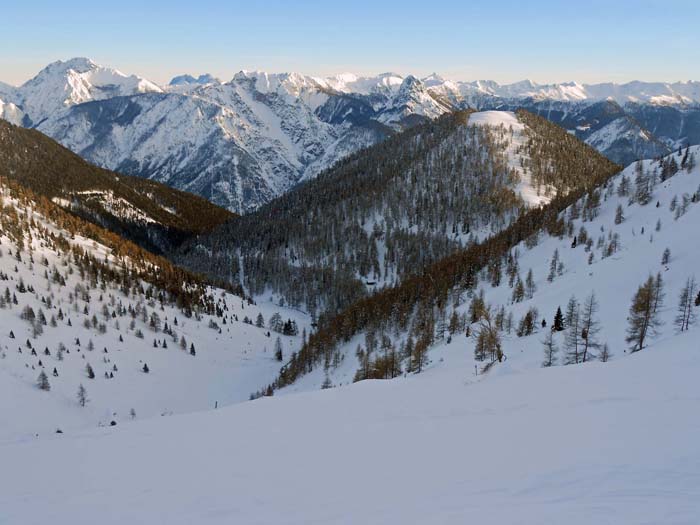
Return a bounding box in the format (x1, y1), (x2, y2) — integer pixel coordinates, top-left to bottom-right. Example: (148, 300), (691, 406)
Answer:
(1, 0), (698, 86)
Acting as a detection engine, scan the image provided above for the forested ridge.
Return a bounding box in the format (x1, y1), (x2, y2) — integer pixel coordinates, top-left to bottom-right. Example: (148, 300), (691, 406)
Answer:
(0, 119), (233, 254)
(0, 176), (244, 313)
(179, 110), (619, 325)
(238, 111), (622, 394)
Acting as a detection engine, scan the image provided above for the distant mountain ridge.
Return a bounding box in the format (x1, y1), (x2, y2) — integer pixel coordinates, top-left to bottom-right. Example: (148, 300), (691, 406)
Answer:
(1, 58), (698, 212)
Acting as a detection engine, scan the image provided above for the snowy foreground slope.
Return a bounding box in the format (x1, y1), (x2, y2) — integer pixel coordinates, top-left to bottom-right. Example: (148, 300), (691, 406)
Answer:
(1, 150), (700, 523)
(1, 320), (698, 524)
(0, 185), (307, 442)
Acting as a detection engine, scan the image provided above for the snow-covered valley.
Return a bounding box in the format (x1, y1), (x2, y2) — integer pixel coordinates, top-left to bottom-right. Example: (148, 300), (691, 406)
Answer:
(1, 140), (699, 523)
(1, 293), (698, 524)
(0, 184), (308, 442)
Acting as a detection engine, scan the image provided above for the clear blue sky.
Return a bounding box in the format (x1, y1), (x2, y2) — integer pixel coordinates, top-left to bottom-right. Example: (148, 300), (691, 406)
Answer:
(2, 0), (698, 86)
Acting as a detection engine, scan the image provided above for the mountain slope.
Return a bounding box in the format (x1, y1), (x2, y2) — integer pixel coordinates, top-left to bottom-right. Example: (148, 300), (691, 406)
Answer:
(178, 110), (618, 324)
(14, 58), (162, 126)
(0, 120), (232, 253)
(0, 291), (697, 524)
(478, 98), (672, 165)
(35, 76), (389, 212)
(270, 145), (698, 395)
(0, 177), (307, 441)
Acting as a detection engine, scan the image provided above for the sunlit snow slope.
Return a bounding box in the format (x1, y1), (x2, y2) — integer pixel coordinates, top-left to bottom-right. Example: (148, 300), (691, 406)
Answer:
(0, 184), (307, 442)
(1, 149), (699, 525)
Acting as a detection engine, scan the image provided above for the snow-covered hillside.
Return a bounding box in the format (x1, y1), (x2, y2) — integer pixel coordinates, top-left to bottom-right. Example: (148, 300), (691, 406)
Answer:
(0, 98), (24, 126)
(1, 261), (698, 524)
(0, 171), (700, 525)
(468, 111), (551, 206)
(0, 183), (308, 442)
(277, 146), (700, 394)
(1, 144), (699, 525)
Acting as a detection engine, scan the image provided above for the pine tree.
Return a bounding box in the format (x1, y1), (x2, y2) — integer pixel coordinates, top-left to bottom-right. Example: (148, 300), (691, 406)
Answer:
(553, 306), (565, 332)
(661, 248), (671, 266)
(85, 363), (95, 379)
(541, 330), (558, 367)
(274, 336), (283, 362)
(614, 204), (624, 224)
(635, 163), (652, 205)
(37, 370), (50, 391)
(77, 384), (88, 407)
(525, 269), (536, 299)
(512, 277), (525, 303)
(255, 313), (265, 328)
(626, 275), (663, 352)
(675, 277), (697, 332)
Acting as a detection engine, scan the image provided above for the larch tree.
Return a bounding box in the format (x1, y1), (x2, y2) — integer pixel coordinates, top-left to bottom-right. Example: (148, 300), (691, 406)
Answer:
(547, 249), (559, 282)
(541, 330), (558, 367)
(626, 275), (663, 352)
(580, 292), (601, 362)
(564, 296), (581, 364)
(474, 308), (502, 363)
(77, 384), (88, 407)
(652, 272), (665, 314)
(411, 334), (430, 373)
(675, 277), (697, 332)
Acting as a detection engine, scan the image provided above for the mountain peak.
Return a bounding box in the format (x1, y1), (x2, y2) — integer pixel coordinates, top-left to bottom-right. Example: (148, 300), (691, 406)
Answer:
(169, 73), (219, 86)
(60, 56), (97, 71)
(33, 57), (99, 79)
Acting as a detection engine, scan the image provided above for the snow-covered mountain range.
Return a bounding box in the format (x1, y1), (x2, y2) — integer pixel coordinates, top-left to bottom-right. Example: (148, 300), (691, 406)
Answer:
(1, 58), (699, 212)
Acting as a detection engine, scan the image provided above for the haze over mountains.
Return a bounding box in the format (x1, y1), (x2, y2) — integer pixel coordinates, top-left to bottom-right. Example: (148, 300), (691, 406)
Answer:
(1, 57), (699, 212)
